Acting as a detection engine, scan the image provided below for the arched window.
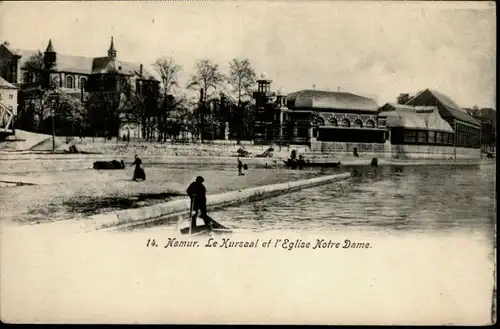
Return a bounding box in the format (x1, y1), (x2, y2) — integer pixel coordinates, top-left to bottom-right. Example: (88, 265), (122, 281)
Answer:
(329, 118), (338, 126)
(80, 77), (87, 89)
(313, 116), (325, 126)
(66, 76), (74, 89)
(342, 118), (350, 127)
(354, 119), (363, 128)
(366, 120), (375, 128)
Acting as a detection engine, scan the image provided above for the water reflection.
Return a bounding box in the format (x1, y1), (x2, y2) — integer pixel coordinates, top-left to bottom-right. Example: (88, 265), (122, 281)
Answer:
(207, 164), (495, 236)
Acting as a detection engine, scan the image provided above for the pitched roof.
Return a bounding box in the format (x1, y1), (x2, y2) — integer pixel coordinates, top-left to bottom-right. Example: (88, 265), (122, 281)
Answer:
(378, 103), (453, 132)
(46, 39), (55, 53)
(4, 43), (156, 79)
(406, 89), (481, 127)
(91, 57), (156, 80)
(0, 76), (18, 89)
(53, 54), (93, 74)
(287, 89), (378, 112)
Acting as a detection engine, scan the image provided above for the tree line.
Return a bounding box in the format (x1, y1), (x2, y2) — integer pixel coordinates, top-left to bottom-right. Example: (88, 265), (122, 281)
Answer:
(14, 53), (259, 143)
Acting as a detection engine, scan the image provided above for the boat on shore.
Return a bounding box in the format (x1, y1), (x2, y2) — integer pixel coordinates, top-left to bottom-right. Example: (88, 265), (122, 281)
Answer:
(283, 158), (341, 169)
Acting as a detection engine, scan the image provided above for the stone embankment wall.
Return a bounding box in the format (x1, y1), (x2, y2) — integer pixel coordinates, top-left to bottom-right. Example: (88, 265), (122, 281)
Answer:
(391, 145), (481, 160)
(63, 172), (352, 232)
(69, 137), (300, 158)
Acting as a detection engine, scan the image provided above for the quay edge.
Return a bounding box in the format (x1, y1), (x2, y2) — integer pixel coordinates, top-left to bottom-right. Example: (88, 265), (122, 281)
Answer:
(37, 172), (352, 233)
(0, 153), (489, 167)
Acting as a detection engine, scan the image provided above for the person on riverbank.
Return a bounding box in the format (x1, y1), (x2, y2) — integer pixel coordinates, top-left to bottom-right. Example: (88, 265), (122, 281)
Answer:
(130, 155), (146, 181)
(187, 176), (214, 228)
(237, 158), (244, 176)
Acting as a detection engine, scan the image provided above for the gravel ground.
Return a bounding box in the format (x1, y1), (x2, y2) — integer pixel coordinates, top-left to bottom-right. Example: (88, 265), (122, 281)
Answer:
(1, 164), (333, 224)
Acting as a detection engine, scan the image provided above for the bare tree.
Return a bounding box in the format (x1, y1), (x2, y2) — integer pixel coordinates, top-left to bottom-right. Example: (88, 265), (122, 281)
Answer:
(153, 57), (182, 96)
(22, 51), (44, 84)
(396, 93), (411, 105)
(186, 60), (225, 141)
(228, 58), (256, 107)
(153, 57), (182, 141)
(187, 60), (225, 103)
(227, 58), (256, 142)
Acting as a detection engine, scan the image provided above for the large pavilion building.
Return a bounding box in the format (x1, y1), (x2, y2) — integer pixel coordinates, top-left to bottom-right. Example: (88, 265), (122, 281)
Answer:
(377, 103), (456, 159)
(252, 76), (389, 153)
(402, 89), (482, 159)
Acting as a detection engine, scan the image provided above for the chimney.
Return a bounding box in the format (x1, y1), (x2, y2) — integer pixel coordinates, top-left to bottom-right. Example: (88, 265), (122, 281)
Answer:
(139, 64), (143, 77)
(313, 84), (315, 90)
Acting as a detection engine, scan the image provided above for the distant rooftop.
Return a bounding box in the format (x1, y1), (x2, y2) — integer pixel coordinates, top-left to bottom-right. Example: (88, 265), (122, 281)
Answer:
(287, 89), (379, 112)
(1, 41), (157, 80)
(0, 76), (18, 89)
(406, 89), (480, 127)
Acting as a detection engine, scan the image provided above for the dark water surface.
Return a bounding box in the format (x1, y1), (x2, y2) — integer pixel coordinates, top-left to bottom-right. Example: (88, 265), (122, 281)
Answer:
(139, 163), (496, 236)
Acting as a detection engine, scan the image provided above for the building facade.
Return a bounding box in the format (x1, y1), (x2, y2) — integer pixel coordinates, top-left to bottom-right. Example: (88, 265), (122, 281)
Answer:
(253, 75), (279, 142)
(377, 103), (456, 159)
(285, 89), (389, 156)
(0, 76), (18, 131)
(403, 89), (481, 159)
(0, 38), (159, 137)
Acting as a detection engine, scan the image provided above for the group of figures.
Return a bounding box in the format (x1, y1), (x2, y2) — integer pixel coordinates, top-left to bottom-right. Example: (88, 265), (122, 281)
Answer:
(283, 150), (306, 169)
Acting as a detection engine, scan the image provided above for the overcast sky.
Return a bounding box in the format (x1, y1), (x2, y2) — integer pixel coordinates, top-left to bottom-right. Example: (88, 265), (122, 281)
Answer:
(0, 1), (496, 108)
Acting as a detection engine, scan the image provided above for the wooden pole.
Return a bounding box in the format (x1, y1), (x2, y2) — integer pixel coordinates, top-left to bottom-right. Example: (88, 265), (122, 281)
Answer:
(189, 196), (194, 235)
(52, 103), (56, 152)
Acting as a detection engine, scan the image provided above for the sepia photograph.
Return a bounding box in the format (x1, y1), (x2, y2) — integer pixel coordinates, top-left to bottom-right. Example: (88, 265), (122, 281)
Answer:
(0, 0), (496, 325)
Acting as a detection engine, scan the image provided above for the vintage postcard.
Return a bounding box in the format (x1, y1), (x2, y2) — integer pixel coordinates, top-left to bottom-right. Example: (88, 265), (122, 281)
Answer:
(0, 0), (496, 325)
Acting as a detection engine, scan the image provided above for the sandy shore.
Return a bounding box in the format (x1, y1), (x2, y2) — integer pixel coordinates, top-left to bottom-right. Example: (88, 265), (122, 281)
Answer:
(0, 165), (332, 224)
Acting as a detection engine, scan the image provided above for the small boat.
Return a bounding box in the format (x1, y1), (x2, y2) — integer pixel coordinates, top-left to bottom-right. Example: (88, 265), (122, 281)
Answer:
(179, 218), (232, 235)
(283, 159), (341, 169)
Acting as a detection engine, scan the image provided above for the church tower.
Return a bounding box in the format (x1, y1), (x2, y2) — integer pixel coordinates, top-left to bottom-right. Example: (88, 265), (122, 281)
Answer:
(44, 39), (56, 70)
(107, 36), (117, 59)
(42, 39), (57, 89)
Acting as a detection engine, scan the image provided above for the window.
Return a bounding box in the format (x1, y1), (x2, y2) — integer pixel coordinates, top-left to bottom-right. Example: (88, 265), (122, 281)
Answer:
(80, 77), (87, 89)
(436, 132), (442, 144)
(313, 116), (325, 126)
(428, 131), (435, 144)
(341, 118), (350, 127)
(417, 131), (427, 143)
(329, 118), (338, 126)
(377, 118), (387, 127)
(353, 119), (363, 128)
(66, 76), (74, 89)
(298, 128), (308, 138)
(449, 133), (454, 145)
(8, 94), (13, 99)
(404, 130), (416, 143)
(366, 120), (375, 128)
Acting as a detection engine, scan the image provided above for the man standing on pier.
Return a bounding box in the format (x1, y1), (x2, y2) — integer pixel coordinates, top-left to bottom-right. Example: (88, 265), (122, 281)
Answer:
(187, 176), (215, 229)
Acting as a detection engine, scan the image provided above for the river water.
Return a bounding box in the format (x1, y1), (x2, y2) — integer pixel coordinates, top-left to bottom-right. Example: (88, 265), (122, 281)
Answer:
(138, 163), (496, 238)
